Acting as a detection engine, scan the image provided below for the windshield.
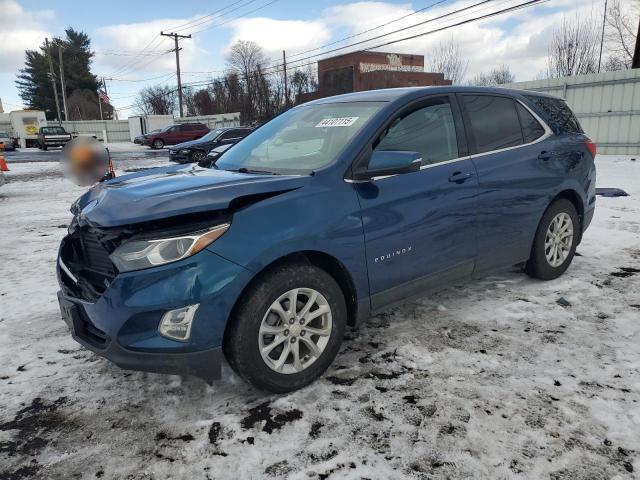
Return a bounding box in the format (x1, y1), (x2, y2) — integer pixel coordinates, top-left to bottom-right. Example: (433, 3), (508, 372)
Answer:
(200, 128), (225, 142)
(41, 127), (66, 134)
(215, 102), (384, 174)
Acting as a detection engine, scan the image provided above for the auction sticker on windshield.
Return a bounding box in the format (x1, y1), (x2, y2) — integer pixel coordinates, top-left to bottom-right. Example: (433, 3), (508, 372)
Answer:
(315, 117), (359, 127)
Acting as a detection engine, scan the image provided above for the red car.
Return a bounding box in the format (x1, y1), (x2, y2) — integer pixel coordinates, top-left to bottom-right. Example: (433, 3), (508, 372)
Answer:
(143, 123), (210, 149)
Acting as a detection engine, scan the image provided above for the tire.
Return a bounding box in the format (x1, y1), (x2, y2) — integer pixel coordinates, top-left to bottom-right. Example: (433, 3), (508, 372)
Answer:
(525, 198), (580, 280)
(152, 139), (164, 149)
(224, 263), (347, 393)
(190, 150), (207, 163)
(42, 145), (48, 151)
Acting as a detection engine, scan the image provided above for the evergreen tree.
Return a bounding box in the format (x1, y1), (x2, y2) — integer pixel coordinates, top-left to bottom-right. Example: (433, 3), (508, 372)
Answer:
(16, 28), (103, 120)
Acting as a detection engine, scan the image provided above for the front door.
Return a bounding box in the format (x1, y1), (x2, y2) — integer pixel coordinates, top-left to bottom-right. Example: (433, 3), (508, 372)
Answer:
(354, 95), (479, 310)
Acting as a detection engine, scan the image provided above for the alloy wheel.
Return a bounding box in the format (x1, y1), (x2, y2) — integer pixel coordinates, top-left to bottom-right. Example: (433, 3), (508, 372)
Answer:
(258, 288), (332, 374)
(544, 212), (574, 267)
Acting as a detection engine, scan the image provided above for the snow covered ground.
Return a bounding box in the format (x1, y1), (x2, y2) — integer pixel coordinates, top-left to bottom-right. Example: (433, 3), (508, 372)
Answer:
(0, 155), (639, 480)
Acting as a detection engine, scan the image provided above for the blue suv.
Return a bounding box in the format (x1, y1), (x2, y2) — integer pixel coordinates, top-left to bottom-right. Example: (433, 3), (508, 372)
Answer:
(57, 87), (596, 392)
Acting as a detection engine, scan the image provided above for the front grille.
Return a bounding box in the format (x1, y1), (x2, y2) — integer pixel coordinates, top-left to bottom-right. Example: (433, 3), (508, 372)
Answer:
(59, 228), (117, 302)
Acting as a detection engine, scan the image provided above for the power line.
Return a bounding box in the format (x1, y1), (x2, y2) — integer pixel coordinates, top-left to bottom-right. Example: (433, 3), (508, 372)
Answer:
(189, 0), (281, 35)
(168, 0), (501, 84)
(263, 0), (495, 73)
(113, 0), (545, 114)
(180, 0), (546, 90)
(286, 0), (451, 61)
(173, 0), (260, 33)
(103, 0), (271, 78)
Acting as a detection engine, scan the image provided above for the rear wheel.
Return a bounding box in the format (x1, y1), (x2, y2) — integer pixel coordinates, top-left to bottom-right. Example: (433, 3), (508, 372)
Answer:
(152, 139), (164, 149)
(224, 263), (346, 393)
(525, 199), (579, 280)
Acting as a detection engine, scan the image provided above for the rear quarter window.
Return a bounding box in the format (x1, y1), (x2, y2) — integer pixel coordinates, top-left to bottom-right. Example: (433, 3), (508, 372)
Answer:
(516, 103), (545, 143)
(524, 95), (583, 134)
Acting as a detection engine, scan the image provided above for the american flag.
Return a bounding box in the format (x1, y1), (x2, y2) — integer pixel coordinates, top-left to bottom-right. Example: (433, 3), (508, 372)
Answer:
(98, 89), (110, 104)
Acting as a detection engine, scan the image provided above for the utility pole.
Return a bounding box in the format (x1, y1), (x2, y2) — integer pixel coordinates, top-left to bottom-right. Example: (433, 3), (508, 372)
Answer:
(45, 38), (63, 124)
(57, 42), (68, 120)
(597, 0), (608, 72)
(160, 31), (191, 117)
(282, 50), (288, 107)
(102, 78), (117, 120)
(632, 18), (640, 69)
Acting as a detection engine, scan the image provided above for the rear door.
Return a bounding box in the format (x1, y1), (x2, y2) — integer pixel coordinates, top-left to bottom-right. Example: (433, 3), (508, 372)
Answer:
(178, 124), (195, 142)
(164, 126), (181, 144)
(354, 95), (479, 310)
(458, 94), (553, 274)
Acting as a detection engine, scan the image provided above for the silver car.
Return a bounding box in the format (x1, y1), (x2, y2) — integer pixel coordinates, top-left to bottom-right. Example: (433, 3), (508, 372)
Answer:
(0, 131), (15, 151)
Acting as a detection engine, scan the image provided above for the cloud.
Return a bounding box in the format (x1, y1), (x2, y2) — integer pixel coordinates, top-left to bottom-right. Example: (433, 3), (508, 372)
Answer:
(0, 0), (54, 74)
(94, 17), (212, 78)
(224, 17), (332, 60)
(222, 0), (603, 83)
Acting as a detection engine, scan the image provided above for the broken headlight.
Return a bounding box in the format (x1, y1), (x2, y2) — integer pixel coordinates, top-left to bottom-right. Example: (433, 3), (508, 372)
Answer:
(110, 224), (229, 272)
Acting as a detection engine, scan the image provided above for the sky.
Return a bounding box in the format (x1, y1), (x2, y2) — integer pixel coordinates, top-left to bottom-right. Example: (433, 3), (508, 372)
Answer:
(0, 0), (606, 118)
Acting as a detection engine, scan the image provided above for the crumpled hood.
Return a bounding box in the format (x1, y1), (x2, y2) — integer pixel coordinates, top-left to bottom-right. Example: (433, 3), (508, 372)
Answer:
(73, 165), (310, 228)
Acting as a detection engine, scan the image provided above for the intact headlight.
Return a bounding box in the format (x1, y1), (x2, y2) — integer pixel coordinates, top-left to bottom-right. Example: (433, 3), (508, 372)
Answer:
(110, 224), (229, 272)
(179, 149), (191, 154)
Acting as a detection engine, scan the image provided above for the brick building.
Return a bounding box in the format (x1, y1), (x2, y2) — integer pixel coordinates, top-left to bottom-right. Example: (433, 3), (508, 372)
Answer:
(299, 51), (452, 102)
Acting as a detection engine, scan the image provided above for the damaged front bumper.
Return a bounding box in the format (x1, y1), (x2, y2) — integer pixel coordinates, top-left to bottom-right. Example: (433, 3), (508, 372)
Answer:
(57, 247), (252, 383)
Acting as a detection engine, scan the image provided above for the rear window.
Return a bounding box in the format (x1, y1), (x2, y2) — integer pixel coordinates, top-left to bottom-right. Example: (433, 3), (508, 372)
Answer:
(461, 95), (523, 154)
(524, 95), (583, 134)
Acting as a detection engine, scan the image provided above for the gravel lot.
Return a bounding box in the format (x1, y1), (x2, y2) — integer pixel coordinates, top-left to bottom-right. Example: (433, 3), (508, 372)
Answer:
(0, 152), (638, 480)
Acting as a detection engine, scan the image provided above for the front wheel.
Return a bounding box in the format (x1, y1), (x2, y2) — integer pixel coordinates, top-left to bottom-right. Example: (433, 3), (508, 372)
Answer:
(525, 199), (580, 280)
(190, 150), (207, 163)
(152, 139), (164, 149)
(224, 263), (347, 393)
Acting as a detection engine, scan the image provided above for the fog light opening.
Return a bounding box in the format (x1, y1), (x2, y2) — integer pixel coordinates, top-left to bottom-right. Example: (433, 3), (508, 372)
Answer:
(159, 304), (199, 341)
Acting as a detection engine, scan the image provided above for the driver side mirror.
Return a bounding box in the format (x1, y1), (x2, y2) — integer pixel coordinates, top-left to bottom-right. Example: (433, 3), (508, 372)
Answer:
(352, 150), (422, 181)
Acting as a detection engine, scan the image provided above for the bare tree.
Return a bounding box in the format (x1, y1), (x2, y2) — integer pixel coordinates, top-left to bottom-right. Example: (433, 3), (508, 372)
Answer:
(603, 0), (639, 69)
(226, 40), (269, 121)
(471, 65), (515, 86)
(547, 16), (599, 77)
(135, 85), (176, 115)
(428, 39), (468, 85)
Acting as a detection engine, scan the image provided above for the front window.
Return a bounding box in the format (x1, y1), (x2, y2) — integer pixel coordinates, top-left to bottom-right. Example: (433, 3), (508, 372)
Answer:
(215, 102), (384, 175)
(41, 126), (66, 134)
(200, 129), (225, 141)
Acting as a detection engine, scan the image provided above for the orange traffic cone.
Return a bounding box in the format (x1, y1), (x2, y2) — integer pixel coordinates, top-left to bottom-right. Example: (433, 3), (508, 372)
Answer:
(0, 147), (8, 172)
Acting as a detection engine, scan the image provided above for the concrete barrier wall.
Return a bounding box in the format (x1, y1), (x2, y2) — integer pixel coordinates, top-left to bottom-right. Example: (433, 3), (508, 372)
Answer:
(58, 113), (241, 143)
(61, 120), (130, 142)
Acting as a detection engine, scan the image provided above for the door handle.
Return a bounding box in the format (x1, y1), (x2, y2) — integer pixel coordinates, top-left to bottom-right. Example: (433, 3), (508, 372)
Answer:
(448, 171), (474, 184)
(538, 151), (552, 161)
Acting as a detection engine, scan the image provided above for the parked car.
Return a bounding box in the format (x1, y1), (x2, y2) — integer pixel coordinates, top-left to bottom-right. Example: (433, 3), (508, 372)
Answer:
(0, 131), (16, 151)
(38, 126), (72, 150)
(143, 123), (209, 149)
(133, 129), (161, 145)
(169, 127), (252, 163)
(198, 143), (234, 168)
(57, 87), (596, 393)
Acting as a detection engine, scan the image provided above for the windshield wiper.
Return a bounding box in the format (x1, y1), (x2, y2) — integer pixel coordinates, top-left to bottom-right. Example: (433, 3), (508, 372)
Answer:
(233, 167), (281, 175)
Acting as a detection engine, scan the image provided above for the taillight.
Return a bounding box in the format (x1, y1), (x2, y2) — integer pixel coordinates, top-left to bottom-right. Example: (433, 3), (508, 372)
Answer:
(585, 138), (597, 159)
